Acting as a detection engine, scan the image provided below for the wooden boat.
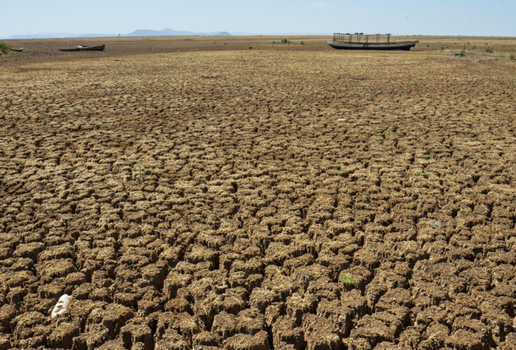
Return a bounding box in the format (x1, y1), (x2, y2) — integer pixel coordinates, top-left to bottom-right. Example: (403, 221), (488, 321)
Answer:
(59, 44), (105, 52)
(326, 33), (418, 51)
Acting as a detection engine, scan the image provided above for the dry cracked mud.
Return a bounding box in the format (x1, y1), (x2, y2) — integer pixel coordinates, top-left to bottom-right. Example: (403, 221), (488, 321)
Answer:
(1, 35), (516, 349)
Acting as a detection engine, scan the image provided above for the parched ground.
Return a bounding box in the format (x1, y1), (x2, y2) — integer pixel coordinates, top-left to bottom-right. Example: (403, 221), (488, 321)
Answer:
(1, 36), (516, 350)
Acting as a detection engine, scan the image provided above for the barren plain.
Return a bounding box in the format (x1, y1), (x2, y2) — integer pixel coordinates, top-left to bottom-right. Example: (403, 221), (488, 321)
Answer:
(1, 35), (516, 349)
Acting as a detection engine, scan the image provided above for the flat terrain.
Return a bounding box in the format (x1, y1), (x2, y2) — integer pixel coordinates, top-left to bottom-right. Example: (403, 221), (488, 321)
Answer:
(1, 35), (516, 349)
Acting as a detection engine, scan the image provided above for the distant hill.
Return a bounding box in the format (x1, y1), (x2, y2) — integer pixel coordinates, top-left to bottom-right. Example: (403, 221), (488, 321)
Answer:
(8, 28), (231, 39)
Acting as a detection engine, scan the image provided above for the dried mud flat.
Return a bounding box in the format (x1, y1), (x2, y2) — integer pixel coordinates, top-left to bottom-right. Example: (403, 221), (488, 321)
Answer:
(1, 36), (516, 349)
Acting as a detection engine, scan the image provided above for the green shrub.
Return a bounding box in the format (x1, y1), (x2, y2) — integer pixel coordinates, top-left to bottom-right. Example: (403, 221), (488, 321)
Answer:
(485, 46), (494, 53)
(509, 53), (515, 61)
(0, 42), (10, 54)
(458, 47), (466, 57)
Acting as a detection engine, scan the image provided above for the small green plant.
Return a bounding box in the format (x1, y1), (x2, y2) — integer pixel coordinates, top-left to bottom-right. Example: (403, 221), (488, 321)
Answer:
(509, 53), (515, 61)
(423, 155), (431, 160)
(300, 41), (304, 45)
(415, 172), (431, 178)
(341, 273), (356, 285)
(458, 47), (466, 57)
(466, 274), (474, 281)
(408, 202), (416, 210)
(290, 99), (298, 105)
(439, 46), (445, 52)
(0, 42), (10, 54)
(134, 163), (146, 182)
(335, 171), (344, 176)
(364, 93), (372, 101)
(411, 77), (417, 85)
(485, 46), (493, 53)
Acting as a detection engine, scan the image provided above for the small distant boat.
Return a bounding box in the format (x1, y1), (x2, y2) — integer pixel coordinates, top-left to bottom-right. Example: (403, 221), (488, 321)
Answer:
(59, 44), (105, 52)
(327, 33), (418, 51)
(10, 47), (24, 52)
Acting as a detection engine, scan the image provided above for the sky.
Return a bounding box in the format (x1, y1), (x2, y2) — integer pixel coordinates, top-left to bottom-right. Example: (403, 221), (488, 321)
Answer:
(2, 0), (516, 39)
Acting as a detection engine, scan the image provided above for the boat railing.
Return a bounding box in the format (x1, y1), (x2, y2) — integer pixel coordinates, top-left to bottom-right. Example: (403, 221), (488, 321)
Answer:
(333, 33), (392, 44)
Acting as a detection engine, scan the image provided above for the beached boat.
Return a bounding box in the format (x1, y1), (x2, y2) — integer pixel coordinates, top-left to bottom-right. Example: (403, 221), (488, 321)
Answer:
(10, 47), (24, 52)
(59, 44), (105, 52)
(326, 33), (418, 51)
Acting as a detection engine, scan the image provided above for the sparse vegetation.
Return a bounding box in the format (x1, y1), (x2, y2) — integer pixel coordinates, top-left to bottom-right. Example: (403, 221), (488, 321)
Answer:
(273, 38), (304, 46)
(485, 46), (494, 53)
(510, 53), (515, 61)
(458, 47), (466, 57)
(415, 172), (431, 178)
(0, 42), (10, 54)
(364, 92), (372, 101)
(134, 163), (146, 182)
(341, 273), (356, 285)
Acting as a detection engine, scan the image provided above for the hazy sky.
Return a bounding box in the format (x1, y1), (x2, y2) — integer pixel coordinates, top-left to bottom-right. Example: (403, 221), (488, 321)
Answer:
(2, 0), (516, 38)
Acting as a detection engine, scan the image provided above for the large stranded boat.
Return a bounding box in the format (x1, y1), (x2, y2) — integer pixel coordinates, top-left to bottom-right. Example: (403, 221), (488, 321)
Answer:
(326, 33), (418, 51)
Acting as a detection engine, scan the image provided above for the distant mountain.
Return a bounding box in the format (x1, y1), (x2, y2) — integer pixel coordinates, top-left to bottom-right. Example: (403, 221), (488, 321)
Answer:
(7, 28), (231, 39)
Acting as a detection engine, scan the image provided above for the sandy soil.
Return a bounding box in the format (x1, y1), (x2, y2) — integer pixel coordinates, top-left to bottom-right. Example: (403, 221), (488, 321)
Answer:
(1, 35), (516, 349)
